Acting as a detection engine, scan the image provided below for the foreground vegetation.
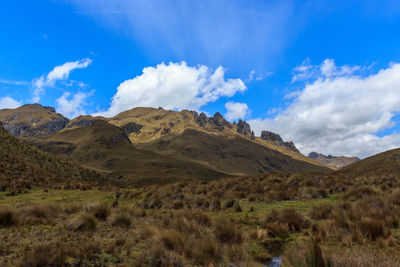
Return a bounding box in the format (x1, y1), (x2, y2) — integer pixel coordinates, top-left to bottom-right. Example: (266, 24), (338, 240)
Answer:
(1, 172), (400, 266)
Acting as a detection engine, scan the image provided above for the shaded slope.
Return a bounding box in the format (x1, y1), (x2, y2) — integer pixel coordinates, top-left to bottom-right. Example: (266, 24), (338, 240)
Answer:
(339, 147), (400, 177)
(137, 129), (331, 175)
(0, 104), (69, 136)
(28, 121), (227, 185)
(0, 122), (104, 191)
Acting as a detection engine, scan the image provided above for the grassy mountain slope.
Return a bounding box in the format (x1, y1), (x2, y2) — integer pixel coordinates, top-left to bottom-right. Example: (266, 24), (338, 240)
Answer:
(27, 120), (227, 185)
(0, 104), (69, 136)
(136, 129), (331, 175)
(340, 147), (400, 177)
(106, 107), (330, 171)
(0, 122), (104, 191)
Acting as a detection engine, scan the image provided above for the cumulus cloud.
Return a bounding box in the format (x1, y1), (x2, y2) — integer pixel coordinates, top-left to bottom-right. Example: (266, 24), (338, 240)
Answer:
(98, 62), (246, 117)
(250, 60), (400, 158)
(224, 101), (249, 121)
(0, 97), (22, 109)
(56, 91), (92, 118)
(32, 58), (92, 102)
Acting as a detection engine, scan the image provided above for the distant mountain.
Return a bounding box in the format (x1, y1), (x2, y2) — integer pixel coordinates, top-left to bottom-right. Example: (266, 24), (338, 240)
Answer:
(0, 104), (69, 137)
(0, 122), (105, 191)
(308, 152), (360, 169)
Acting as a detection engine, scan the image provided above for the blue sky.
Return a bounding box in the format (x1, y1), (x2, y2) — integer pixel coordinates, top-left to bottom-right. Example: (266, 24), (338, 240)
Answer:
(1, 0), (400, 157)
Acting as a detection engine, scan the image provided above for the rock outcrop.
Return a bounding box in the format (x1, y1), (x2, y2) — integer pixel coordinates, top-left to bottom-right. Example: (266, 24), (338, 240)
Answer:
(236, 119), (255, 140)
(0, 104), (69, 137)
(260, 130), (299, 153)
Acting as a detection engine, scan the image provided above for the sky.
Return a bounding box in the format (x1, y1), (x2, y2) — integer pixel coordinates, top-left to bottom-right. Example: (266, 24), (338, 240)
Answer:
(1, 0), (400, 158)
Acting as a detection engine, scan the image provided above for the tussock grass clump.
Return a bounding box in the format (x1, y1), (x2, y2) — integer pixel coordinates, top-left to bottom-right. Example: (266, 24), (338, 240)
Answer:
(309, 204), (333, 220)
(19, 203), (59, 224)
(109, 211), (132, 228)
(67, 212), (97, 231)
(264, 208), (308, 233)
(213, 220), (243, 244)
(0, 206), (19, 227)
(86, 202), (110, 220)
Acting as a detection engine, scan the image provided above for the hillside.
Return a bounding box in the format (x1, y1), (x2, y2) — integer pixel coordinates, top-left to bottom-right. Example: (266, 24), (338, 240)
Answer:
(308, 152), (360, 169)
(0, 104), (69, 136)
(339, 147), (400, 177)
(0, 122), (105, 192)
(26, 120), (227, 185)
(137, 128), (330, 175)
(106, 107), (330, 171)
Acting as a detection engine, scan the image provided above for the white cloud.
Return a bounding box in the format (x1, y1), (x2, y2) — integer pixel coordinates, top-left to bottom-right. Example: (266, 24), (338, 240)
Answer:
(250, 60), (400, 158)
(292, 58), (360, 82)
(224, 101), (249, 121)
(0, 79), (28, 86)
(0, 97), (22, 109)
(247, 70), (273, 82)
(98, 61), (246, 117)
(32, 58), (92, 102)
(56, 91), (92, 118)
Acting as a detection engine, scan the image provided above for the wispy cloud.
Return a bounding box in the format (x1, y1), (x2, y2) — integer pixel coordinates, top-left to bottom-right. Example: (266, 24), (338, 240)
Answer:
(0, 79), (28, 86)
(32, 58), (92, 102)
(0, 96), (22, 109)
(66, 0), (304, 69)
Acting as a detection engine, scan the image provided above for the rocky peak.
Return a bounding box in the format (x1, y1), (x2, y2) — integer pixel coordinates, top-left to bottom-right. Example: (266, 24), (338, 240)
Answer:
(236, 119), (255, 140)
(261, 130), (299, 153)
(0, 103), (69, 137)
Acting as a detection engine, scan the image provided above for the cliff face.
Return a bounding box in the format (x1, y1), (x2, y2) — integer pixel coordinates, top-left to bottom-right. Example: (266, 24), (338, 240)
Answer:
(260, 130), (300, 153)
(0, 104), (69, 137)
(308, 152), (360, 169)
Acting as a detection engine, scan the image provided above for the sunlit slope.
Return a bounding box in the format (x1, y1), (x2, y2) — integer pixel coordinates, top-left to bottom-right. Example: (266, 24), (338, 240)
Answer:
(28, 120), (227, 184)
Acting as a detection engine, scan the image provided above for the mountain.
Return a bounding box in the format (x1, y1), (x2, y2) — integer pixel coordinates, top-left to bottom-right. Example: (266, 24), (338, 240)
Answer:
(0, 122), (105, 191)
(105, 107), (330, 173)
(308, 152), (360, 169)
(0, 104), (69, 136)
(1, 105), (331, 182)
(339, 147), (400, 177)
(136, 128), (330, 175)
(25, 120), (226, 185)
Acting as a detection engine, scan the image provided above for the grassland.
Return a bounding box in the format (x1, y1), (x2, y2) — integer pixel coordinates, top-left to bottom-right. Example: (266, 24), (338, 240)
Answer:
(1, 171), (400, 266)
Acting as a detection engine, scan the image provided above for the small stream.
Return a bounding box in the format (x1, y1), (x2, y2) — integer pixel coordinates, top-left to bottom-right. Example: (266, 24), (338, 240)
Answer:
(263, 257), (282, 267)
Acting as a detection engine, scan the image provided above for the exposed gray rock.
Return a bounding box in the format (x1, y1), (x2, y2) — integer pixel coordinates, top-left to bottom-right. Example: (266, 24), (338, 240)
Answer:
(121, 122), (143, 135)
(261, 130), (299, 153)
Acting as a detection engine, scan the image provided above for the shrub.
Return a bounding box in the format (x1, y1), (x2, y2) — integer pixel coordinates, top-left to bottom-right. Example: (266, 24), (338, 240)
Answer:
(192, 236), (221, 265)
(213, 220), (242, 244)
(265, 208), (308, 233)
(67, 212), (97, 231)
(310, 204), (333, 220)
(109, 212), (132, 228)
(159, 229), (187, 252)
(86, 202), (110, 220)
(0, 206), (19, 227)
(359, 217), (387, 241)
